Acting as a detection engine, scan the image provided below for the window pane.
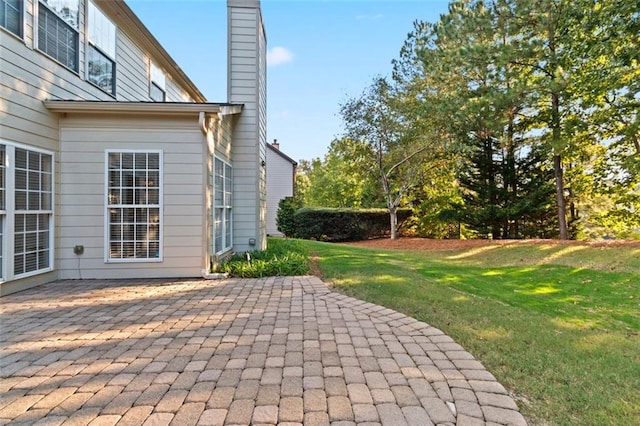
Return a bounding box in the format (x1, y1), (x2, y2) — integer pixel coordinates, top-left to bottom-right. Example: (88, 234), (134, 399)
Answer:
(41, 0), (79, 28)
(149, 82), (165, 102)
(214, 208), (222, 253)
(87, 1), (115, 57)
(225, 208), (232, 248)
(150, 62), (165, 88)
(87, 44), (115, 95)
(15, 148), (27, 169)
(15, 149), (52, 212)
(14, 211), (50, 275)
(109, 152), (121, 169)
(38, 3), (79, 71)
(1, 0), (23, 37)
(122, 153), (133, 169)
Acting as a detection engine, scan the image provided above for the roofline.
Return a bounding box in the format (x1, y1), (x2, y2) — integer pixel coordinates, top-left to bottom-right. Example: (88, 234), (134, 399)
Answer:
(95, 0), (207, 102)
(266, 143), (297, 165)
(43, 100), (243, 115)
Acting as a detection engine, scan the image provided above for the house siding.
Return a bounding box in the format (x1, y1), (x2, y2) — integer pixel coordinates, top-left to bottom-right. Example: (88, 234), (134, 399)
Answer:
(228, 0), (267, 252)
(57, 115), (206, 280)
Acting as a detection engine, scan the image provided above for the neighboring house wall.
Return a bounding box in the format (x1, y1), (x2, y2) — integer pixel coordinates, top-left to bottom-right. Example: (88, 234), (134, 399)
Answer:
(228, 0), (267, 253)
(266, 144), (296, 236)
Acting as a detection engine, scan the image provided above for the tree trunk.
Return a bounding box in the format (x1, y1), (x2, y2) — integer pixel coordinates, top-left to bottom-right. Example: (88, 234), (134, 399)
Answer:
(389, 209), (398, 239)
(553, 154), (568, 239)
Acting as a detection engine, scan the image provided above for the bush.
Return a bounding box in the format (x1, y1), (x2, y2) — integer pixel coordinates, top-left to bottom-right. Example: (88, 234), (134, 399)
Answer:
(276, 197), (301, 237)
(218, 238), (310, 278)
(293, 207), (412, 242)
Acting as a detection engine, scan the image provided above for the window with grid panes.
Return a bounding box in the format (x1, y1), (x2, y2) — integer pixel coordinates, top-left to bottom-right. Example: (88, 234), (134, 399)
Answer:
(1, 0), (23, 37)
(14, 148), (53, 276)
(213, 157), (232, 254)
(107, 151), (162, 261)
(38, 0), (79, 71)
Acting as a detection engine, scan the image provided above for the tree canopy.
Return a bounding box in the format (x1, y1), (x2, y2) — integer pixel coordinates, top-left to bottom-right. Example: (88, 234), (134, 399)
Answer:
(299, 0), (639, 240)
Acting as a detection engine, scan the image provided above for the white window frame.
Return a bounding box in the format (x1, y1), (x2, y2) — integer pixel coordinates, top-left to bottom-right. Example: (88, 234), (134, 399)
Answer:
(0, 0), (24, 39)
(104, 150), (163, 263)
(0, 141), (55, 283)
(213, 157), (233, 255)
(149, 61), (166, 101)
(36, 0), (80, 73)
(0, 143), (5, 282)
(86, 0), (116, 96)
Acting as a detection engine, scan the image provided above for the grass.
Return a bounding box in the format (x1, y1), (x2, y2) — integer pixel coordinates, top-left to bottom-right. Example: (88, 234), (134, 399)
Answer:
(299, 239), (640, 425)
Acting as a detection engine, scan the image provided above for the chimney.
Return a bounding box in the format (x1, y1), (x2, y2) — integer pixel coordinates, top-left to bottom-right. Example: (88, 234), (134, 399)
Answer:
(228, 0), (267, 251)
(272, 139), (279, 150)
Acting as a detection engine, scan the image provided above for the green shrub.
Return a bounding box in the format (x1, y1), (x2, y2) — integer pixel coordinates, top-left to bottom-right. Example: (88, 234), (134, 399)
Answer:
(293, 207), (412, 241)
(276, 197), (301, 237)
(218, 238), (310, 278)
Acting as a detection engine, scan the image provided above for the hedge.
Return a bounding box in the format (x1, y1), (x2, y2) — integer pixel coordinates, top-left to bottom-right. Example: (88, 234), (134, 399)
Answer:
(290, 207), (412, 242)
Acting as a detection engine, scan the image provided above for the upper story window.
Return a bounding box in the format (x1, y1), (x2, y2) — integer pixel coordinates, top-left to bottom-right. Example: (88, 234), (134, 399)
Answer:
(87, 1), (116, 95)
(1, 0), (23, 37)
(150, 62), (166, 101)
(38, 0), (80, 72)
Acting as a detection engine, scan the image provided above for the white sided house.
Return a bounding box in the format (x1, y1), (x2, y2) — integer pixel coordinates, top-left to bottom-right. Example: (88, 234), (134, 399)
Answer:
(266, 140), (297, 236)
(0, 0), (267, 296)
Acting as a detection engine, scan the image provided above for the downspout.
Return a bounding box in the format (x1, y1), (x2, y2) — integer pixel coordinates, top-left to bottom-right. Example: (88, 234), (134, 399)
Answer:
(198, 111), (208, 135)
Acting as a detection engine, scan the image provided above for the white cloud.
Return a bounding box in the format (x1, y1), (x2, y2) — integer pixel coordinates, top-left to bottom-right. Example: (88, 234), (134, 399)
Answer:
(267, 46), (293, 67)
(273, 109), (290, 119)
(355, 13), (384, 21)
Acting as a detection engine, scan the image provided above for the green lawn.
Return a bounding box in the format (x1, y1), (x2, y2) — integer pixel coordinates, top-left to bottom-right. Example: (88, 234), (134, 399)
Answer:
(299, 239), (640, 425)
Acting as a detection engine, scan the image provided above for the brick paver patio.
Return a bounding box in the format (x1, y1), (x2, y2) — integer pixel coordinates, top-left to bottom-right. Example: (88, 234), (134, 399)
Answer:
(0, 276), (527, 425)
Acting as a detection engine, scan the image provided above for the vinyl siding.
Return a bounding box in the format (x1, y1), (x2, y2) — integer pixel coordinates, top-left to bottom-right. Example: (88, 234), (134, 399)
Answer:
(114, 30), (152, 100)
(57, 115), (206, 280)
(228, 1), (267, 252)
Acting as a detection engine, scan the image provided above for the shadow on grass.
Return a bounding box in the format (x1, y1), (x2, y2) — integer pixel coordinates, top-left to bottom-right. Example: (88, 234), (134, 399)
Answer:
(307, 240), (640, 425)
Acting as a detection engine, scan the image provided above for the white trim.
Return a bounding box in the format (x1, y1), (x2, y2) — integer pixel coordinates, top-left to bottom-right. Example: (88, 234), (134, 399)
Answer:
(0, 139), (55, 283)
(44, 100), (242, 115)
(104, 149), (164, 263)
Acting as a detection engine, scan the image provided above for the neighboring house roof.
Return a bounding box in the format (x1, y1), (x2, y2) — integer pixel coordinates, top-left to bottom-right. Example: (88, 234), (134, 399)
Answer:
(44, 100), (243, 116)
(266, 143), (297, 166)
(95, 0), (207, 103)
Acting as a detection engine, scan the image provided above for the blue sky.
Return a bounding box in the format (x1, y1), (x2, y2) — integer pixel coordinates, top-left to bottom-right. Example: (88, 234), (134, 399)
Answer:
(127, 0), (450, 163)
